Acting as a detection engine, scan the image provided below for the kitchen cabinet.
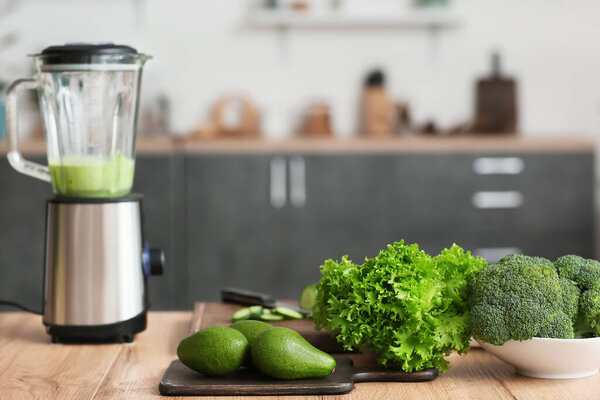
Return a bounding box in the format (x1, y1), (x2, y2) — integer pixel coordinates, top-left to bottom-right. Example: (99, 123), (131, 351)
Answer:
(184, 153), (470, 304)
(0, 157), (50, 313)
(185, 155), (298, 302)
(132, 154), (187, 310)
(184, 148), (595, 304)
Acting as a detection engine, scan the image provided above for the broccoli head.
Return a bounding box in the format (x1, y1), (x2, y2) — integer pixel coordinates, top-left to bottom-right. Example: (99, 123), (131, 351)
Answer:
(468, 255), (575, 345)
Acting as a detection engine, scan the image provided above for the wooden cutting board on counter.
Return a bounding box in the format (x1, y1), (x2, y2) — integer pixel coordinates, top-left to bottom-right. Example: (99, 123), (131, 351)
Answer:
(158, 302), (439, 396)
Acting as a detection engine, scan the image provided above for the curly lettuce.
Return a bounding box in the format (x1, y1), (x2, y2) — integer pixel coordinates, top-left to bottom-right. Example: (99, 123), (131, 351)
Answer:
(313, 241), (486, 373)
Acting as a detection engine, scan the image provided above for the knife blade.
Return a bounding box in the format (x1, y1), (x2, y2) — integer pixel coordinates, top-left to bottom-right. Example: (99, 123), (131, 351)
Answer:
(221, 287), (310, 316)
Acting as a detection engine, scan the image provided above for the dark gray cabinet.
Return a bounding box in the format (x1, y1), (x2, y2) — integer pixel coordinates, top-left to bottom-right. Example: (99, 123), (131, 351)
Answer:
(184, 151), (595, 304)
(0, 157), (51, 312)
(185, 155), (297, 303)
(132, 154), (187, 310)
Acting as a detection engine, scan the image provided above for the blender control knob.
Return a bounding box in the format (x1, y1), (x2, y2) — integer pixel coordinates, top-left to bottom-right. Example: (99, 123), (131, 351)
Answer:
(149, 248), (164, 276)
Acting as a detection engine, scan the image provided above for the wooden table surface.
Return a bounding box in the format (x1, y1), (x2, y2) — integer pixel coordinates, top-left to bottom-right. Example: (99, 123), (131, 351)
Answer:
(0, 310), (598, 400)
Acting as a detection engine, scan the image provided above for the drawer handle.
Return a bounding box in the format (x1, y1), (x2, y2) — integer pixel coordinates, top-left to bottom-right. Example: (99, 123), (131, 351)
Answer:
(474, 247), (522, 263)
(289, 156), (306, 208)
(270, 157), (286, 208)
(472, 191), (523, 209)
(473, 157), (524, 175)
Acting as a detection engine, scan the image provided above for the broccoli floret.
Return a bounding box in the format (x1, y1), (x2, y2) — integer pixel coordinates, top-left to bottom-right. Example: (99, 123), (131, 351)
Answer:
(468, 254), (575, 345)
(554, 255), (600, 338)
(537, 312), (575, 339)
(560, 278), (580, 323)
(555, 255), (586, 282)
(554, 255), (600, 291)
(556, 255), (600, 290)
(576, 289), (600, 337)
(469, 303), (510, 345)
(578, 260), (600, 291)
(497, 254), (554, 270)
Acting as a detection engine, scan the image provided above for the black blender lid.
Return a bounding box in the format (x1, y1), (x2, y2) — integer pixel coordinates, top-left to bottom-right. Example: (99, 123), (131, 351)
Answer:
(37, 43), (142, 65)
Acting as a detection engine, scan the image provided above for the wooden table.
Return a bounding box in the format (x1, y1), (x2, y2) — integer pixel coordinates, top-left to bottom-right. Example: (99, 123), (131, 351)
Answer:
(0, 310), (598, 400)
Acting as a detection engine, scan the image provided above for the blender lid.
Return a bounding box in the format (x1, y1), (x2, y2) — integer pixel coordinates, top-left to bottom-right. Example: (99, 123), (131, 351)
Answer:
(35, 43), (148, 66)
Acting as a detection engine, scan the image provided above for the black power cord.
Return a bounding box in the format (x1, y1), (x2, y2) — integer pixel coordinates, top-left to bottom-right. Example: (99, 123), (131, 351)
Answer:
(0, 300), (42, 315)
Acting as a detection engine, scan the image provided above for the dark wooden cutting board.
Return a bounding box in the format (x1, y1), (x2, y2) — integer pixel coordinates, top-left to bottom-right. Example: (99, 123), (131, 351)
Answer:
(472, 52), (518, 134)
(159, 357), (437, 396)
(158, 302), (439, 396)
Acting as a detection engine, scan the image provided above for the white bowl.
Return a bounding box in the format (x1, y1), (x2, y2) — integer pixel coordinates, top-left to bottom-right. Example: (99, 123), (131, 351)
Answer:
(477, 337), (600, 379)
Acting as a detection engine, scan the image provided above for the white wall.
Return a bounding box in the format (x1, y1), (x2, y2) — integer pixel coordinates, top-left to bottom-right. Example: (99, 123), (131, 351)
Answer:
(1, 0), (600, 138)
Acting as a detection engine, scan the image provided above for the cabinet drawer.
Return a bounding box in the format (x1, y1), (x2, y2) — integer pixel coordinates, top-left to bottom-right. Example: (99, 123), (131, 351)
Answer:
(466, 153), (594, 233)
(386, 153), (594, 234)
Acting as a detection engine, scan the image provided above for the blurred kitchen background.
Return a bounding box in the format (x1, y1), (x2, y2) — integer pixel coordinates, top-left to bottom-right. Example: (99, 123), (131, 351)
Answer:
(1, 0), (599, 310)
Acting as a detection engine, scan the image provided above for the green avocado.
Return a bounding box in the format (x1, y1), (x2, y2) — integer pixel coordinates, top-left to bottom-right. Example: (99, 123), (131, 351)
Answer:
(230, 320), (273, 368)
(229, 320), (273, 345)
(250, 327), (336, 379)
(176, 326), (248, 376)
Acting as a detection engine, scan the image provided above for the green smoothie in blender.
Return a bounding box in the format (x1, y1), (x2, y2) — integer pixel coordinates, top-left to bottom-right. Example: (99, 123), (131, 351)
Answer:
(49, 153), (135, 198)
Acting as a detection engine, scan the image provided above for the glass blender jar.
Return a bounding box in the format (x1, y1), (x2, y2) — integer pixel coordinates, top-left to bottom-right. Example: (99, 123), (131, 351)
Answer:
(6, 43), (150, 197)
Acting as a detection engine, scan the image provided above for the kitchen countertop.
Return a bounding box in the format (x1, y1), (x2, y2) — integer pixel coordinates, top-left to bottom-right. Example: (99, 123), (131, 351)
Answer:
(0, 136), (594, 156)
(0, 309), (599, 399)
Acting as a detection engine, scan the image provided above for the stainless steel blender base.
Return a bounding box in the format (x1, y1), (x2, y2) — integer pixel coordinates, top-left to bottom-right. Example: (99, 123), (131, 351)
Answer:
(43, 195), (148, 339)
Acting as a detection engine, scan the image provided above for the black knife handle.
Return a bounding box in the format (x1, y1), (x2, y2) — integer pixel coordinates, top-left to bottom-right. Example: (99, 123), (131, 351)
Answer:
(221, 287), (276, 307)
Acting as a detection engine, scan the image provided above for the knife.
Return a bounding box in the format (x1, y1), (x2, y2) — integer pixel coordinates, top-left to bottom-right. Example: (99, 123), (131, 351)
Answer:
(221, 287), (310, 316)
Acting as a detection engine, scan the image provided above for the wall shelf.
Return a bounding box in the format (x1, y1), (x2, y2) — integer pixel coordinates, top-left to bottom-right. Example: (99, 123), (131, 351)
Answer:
(245, 9), (460, 30)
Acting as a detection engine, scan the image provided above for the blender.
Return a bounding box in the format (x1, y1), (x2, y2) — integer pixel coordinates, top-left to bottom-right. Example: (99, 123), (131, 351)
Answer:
(5, 44), (164, 343)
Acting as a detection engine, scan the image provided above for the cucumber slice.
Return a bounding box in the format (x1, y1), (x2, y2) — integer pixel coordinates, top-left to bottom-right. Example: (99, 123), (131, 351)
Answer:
(258, 309), (284, 321)
(299, 284), (318, 311)
(248, 305), (263, 317)
(232, 305), (264, 322)
(273, 306), (304, 320)
(232, 307), (254, 322)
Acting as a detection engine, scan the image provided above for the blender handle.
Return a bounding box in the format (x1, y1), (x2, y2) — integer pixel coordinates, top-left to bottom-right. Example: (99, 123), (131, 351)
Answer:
(6, 78), (51, 182)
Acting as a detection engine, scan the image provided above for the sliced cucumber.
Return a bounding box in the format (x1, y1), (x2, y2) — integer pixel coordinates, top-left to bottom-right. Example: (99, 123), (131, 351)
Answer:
(258, 309), (285, 321)
(248, 305), (263, 316)
(273, 306), (304, 320)
(232, 305), (264, 322)
(299, 284), (318, 311)
(233, 305), (304, 322)
(232, 307), (254, 322)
